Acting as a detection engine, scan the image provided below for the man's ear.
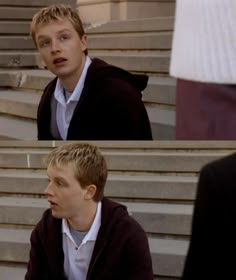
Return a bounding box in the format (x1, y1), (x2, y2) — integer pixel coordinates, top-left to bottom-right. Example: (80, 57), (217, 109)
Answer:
(80, 34), (87, 52)
(84, 184), (97, 200)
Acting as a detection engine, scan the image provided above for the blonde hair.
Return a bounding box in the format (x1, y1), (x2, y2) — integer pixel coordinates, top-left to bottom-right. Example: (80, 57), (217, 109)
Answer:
(46, 142), (107, 201)
(30, 4), (88, 54)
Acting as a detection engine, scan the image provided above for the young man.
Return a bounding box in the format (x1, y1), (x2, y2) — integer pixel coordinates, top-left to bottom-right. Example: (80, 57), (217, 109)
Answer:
(31, 4), (152, 140)
(25, 142), (153, 280)
(182, 152), (236, 279)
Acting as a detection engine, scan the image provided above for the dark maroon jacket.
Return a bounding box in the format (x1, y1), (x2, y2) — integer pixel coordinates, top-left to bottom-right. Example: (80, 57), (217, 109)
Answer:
(37, 58), (152, 140)
(25, 198), (154, 280)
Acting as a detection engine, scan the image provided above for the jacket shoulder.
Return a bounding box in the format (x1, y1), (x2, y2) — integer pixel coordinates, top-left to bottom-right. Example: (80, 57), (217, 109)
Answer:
(87, 58), (149, 92)
(201, 152), (236, 176)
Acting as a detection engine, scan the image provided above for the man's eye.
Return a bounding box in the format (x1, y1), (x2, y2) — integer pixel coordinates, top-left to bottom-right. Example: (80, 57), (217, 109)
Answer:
(56, 180), (66, 187)
(60, 34), (69, 41)
(39, 40), (50, 48)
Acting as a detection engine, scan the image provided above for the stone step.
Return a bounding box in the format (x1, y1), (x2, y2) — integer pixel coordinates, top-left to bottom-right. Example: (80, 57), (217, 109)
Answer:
(0, 264), (26, 280)
(0, 36), (35, 50)
(0, 69), (54, 90)
(0, 115), (36, 140)
(0, 32), (172, 50)
(89, 32), (172, 50)
(0, 7), (40, 20)
(0, 16), (174, 35)
(0, 70), (176, 105)
(1, 140), (234, 150)
(0, 197), (193, 235)
(0, 148), (231, 172)
(150, 237), (187, 277)
(143, 76), (176, 106)
(89, 50), (170, 73)
(0, 0), (75, 6)
(0, 51), (40, 68)
(0, 89), (39, 119)
(0, 227), (187, 278)
(147, 105), (175, 140)
(0, 21), (30, 35)
(86, 17), (174, 33)
(79, 0), (175, 22)
(0, 50), (170, 73)
(0, 170), (197, 201)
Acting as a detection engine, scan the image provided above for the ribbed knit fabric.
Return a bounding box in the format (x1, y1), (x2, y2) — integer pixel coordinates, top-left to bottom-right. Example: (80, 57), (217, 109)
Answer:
(170, 0), (236, 84)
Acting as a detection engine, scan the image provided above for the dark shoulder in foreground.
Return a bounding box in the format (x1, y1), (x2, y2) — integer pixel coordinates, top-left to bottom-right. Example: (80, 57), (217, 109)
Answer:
(200, 151), (236, 176)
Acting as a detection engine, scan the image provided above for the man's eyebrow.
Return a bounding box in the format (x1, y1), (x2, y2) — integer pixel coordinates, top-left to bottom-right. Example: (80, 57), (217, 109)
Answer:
(37, 29), (72, 39)
(47, 175), (66, 180)
(37, 35), (49, 40)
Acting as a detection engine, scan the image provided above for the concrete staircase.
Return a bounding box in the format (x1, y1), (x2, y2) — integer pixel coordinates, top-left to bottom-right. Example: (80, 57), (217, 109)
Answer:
(0, 0), (176, 140)
(0, 141), (235, 279)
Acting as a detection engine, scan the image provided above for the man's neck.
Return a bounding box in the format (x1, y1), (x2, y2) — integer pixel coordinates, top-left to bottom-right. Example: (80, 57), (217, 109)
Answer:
(67, 201), (98, 232)
(59, 55), (87, 92)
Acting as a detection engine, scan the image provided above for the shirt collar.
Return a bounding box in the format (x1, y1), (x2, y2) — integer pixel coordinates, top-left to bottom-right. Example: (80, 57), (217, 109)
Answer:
(62, 201), (102, 243)
(54, 56), (92, 105)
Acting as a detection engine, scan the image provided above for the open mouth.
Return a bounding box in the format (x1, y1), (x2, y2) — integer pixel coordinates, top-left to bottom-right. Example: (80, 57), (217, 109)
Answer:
(48, 200), (58, 208)
(53, 58), (67, 65)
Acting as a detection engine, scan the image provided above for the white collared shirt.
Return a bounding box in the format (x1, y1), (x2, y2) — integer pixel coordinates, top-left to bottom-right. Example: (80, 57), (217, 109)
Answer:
(54, 56), (92, 139)
(62, 202), (102, 280)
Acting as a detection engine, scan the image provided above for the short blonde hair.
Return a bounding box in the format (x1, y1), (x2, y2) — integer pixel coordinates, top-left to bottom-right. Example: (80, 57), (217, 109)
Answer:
(46, 142), (107, 202)
(30, 4), (88, 54)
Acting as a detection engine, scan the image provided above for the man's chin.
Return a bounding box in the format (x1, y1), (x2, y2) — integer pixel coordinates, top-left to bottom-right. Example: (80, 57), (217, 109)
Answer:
(50, 209), (63, 219)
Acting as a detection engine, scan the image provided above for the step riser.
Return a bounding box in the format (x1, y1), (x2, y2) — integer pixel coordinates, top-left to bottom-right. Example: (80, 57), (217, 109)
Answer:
(0, 23), (30, 35)
(0, 18), (174, 36)
(153, 254), (185, 277)
(0, 242), (30, 263)
(79, 1), (175, 22)
(151, 121), (175, 140)
(0, 53), (41, 68)
(0, 100), (37, 119)
(0, 177), (197, 201)
(0, 204), (192, 235)
(0, 8), (39, 20)
(0, 71), (176, 106)
(0, 117), (36, 140)
(90, 53), (170, 73)
(0, 34), (172, 50)
(0, 0), (75, 6)
(86, 17), (174, 34)
(0, 239), (182, 277)
(0, 265), (26, 280)
(143, 81), (176, 106)
(0, 52), (169, 73)
(0, 152), (229, 171)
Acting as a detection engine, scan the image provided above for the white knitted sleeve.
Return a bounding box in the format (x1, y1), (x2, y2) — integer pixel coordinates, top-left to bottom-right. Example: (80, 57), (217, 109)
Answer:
(170, 0), (236, 84)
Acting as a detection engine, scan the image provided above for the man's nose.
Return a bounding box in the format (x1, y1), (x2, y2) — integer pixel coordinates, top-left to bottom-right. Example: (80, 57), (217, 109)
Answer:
(44, 182), (53, 196)
(51, 39), (60, 53)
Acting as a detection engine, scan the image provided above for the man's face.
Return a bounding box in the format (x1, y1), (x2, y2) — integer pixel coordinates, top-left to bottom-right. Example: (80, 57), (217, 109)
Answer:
(35, 19), (87, 83)
(45, 163), (88, 220)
